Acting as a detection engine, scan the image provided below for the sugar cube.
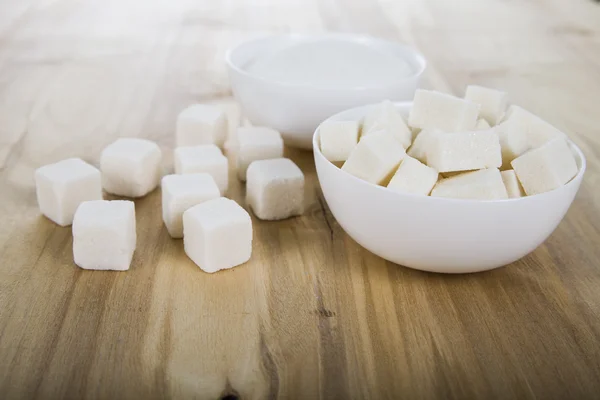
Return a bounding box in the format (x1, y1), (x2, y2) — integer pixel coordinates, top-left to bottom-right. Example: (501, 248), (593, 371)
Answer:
(427, 130), (502, 172)
(362, 100), (412, 148)
(501, 170), (525, 198)
(174, 145), (229, 194)
(408, 89), (480, 132)
(183, 197), (252, 273)
(246, 158), (304, 220)
(497, 105), (566, 168)
(237, 127), (284, 181)
(72, 200), (136, 271)
(464, 85), (508, 125)
(176, 104), (227, 147)
(387, 157), (438, 196)
(440, 170), (471, 179)
(34, 158), (103, 226)
(162, 173), (220, 238)
(407, 129), (440, 163)
(511, 138), (577, 195)
(319, 120), (359, 162)
(100, 138), (162, 197)
(342, 131), (406, 185)
(475, 119), (491, 130)
(431, 168), (508, 200)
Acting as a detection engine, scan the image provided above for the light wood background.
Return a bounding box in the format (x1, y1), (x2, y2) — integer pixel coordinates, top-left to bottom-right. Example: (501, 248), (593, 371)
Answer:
(1, 0), (600, 399)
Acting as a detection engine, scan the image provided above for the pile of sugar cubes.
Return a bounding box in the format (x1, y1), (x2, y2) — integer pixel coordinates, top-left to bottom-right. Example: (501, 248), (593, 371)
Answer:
(320, 86), (579, 200)
(34, 104), (305, 273)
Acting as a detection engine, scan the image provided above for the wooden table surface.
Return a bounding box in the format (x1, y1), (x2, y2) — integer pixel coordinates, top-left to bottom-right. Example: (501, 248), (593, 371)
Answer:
(2, 0), (600, 399)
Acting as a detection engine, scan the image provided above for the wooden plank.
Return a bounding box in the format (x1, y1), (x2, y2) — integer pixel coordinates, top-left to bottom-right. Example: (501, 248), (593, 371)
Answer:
(1, 0), (600, 398)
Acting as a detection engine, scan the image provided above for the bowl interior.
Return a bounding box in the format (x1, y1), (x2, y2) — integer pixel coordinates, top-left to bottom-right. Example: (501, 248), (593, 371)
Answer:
(313, 102), (586, 201)
(226, 34), (427, 90)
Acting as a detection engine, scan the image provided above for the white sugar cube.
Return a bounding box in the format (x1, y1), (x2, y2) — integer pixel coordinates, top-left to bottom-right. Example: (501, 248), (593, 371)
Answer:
(427, 130), (502, 173)
(408, 89), (480, 132)
(387, 157), (438, 196)
(162, 173), (220, 238)
(475, 119), (491, 130)
(183, 197), (252, 273)
(176, 104), (227, 147)
(72, 200), (136, 271)
(342, 132), (406, 185)
(497, 106), (566, 168)
(35, 158), (103, 226)
(362, 100), (412, 148)
(511, 138), (577, 195)
(464, 85), (508, 125)
(100, 138), (162, 198)
(246, 158), (304, 220)
(407, 129), (440, 163)
(319, 120), (359, 162)
(431, 168), (508, 200)
(501, 170), (525, 198)
(237, 127), (284, 181)
(174, 145), (228, 194)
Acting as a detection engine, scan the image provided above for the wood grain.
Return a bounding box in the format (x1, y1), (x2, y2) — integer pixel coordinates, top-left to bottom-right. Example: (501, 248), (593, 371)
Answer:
(1, 0), (600, 399)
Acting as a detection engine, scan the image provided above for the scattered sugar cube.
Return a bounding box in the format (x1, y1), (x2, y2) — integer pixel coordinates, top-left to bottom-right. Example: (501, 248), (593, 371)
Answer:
(427, 130), (502, 172)
(174, 145), (229, 194)
(342, 131), (406, 185)
(475, 119), (491, 130)
(497, 105), (566, 168)
(387, 157), (438, 196)
(176, 104), (227, 147)
(246, 158), (304, 220)
(501, 170), (525, 198)
(464, 86), (508, 125)
(183, 197), (252, 273)
(407, 129), (440, 163)
(100, 138), (162, 198)
(362, 100), (412, 148)
(72, 200), (136, 271)
(431, 169), (508, 200)
(319, 120), (359, 162)
(162, 173), (221, 238)
(237, 127), (284, 181)
(511, 138), (577, 195)
(35, 158), (103, 226)
(408, 89), (480, 132)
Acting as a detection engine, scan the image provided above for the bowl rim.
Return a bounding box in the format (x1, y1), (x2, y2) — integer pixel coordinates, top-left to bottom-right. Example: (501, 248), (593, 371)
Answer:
(313, 101), (587, 204)
(225, 33), (427, 92)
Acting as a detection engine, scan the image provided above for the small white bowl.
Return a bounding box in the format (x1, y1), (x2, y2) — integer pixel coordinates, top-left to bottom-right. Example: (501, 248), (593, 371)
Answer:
(313, 102), (586, 273)
(226, 34), (426, 149)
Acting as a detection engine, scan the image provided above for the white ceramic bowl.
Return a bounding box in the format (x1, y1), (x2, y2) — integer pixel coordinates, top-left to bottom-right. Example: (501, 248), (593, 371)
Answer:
(226, 34), (426, 149)
(313, 102), (586, 273)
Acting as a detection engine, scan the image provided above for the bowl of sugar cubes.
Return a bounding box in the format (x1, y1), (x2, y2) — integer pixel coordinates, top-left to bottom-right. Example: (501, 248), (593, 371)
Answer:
(314, 87), (586, 273)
